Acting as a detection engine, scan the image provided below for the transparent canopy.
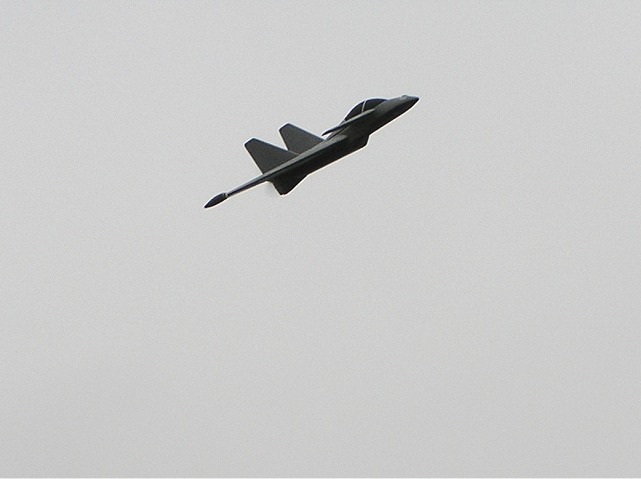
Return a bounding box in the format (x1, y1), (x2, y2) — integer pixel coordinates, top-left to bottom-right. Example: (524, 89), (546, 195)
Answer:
(344, 98), (386, 120)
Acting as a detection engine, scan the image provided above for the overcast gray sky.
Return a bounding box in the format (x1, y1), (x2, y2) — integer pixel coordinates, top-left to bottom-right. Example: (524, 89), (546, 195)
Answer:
(2, 1), (641, 476)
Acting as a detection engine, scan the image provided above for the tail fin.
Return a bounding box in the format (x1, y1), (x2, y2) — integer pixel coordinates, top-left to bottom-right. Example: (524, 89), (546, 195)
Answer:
(245, 138), (296, 173)
(279, 124), (323, 153)
(244, 138), (305, 195)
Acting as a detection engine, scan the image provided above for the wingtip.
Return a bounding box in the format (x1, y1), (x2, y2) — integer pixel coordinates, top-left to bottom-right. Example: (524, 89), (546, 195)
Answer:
(204, 192), (228, 208)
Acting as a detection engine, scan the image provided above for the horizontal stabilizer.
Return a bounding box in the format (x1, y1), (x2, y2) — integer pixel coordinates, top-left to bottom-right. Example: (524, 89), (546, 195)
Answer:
(245, 138), (296, 174)
(279, 124), (323, 153)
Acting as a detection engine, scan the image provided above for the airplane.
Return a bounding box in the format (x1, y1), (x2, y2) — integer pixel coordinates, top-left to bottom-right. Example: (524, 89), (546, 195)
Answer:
(204, 95), (419, 208)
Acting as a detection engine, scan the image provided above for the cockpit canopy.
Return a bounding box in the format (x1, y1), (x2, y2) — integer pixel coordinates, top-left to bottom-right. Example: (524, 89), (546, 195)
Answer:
(344, 98), (386, 121)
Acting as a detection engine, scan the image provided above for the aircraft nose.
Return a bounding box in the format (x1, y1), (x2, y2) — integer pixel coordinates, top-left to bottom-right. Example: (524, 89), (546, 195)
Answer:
(404, 95), (419, 105)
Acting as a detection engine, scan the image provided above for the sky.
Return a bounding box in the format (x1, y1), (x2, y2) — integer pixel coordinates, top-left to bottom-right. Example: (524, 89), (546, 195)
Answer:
(1, 1), (641, 476)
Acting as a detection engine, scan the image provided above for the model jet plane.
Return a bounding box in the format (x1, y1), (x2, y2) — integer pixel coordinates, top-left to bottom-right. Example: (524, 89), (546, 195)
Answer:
(204, 95), (419, 208)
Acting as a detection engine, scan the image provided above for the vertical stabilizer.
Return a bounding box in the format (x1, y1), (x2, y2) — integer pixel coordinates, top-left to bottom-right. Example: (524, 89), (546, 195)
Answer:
(244, 138), (296, 173)
(244, 138), (306, 195)
(279, 124), (323, 153)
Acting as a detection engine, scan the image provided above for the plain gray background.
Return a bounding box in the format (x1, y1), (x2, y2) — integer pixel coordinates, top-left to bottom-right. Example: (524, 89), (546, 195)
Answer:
(2, 1), (640, 476)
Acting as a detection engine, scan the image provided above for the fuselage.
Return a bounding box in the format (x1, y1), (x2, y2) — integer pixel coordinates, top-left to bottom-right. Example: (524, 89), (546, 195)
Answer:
(228, 95), (419, 196)
(276, 131), (366, 179)
(294, 94), (420, 177)
(205, 95), (418, 207)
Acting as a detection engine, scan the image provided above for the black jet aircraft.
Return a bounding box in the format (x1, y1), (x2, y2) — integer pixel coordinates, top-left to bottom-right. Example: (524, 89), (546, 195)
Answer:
(204, 95), (419, 208)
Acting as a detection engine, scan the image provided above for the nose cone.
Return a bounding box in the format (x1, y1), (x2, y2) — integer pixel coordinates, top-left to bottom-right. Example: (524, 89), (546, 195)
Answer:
(404, 95), (419, 106)
(391, 95), (419, 117)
